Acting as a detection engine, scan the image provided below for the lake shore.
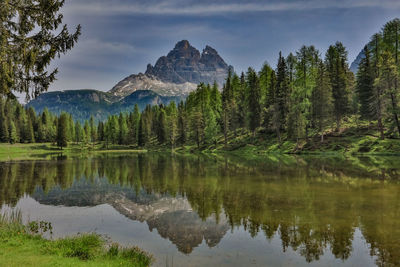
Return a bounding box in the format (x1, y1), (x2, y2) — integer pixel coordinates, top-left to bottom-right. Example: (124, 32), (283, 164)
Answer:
(1, 130), (400, 163)
(0, 212), (153, 267)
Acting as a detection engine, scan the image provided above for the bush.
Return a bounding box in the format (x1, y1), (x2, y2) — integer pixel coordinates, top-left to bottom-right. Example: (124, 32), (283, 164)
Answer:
(51, 233), (103, 260)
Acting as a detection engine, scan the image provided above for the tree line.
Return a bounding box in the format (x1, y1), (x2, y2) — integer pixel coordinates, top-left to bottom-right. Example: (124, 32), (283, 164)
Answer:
(1, 19), (400, 149)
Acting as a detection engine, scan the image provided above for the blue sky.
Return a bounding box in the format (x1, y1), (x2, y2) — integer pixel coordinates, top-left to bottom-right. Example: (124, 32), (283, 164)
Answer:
(48, 0), (400, 92)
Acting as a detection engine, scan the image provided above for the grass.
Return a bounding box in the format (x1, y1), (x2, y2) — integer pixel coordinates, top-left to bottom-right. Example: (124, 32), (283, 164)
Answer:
(1, 117), (400, 162)
(0, 143), (147, 162)
(0, 211), (153, 267)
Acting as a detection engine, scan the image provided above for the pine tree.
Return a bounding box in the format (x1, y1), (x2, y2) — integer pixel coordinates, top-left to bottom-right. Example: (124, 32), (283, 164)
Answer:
(128, 104), (140, 145)
(75, 121), (83, 144)
(312, 61), (333, 142)
(8, 120), (18, 144)
(325, 42), (351, 131)
(57, 113), (68, 149)
(157, 109), (167, 144)
(190, 109), (205, 148)
(236, 72), (247, 129)
(262, 70), (277, 131)
(0, 100), (9, 142)
(374, 51), (398, 139)
(246, 68), (261, 134)
(84, 120), (90, 144)
(356, 46), (375, 120)
(118, 113), (128, 145)
(138, 115), (147, 147)
(204, 107), (219, 145)
(0, 0), (81, 98)
(25, 117), (35, 143)
(97, 122), (104, 142)
(177, 101), (186, 145)
(168, 102), (178, 148)
(275, 52), (290, 130)
(222, 72), (233, 144)
(89, 116), (97, 143)
(382, 19), (400, 135)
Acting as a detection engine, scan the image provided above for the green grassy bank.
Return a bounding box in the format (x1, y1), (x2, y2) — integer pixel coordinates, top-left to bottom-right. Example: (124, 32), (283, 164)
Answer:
(1, 119), (400, 162)
(0, 212), (153, 267)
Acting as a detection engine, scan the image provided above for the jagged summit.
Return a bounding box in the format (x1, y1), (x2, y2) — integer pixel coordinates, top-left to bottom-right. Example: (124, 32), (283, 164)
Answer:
(110, 40), (231, 97)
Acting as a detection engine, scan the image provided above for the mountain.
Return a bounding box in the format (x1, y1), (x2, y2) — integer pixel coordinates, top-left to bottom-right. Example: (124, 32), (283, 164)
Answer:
(116, 90), (184, 113)
(110, 73), (197, 98)
(27, 89), (183, 122)
(109, 40), (231, 97)
(27, 40), (231, 121)
(27, 89), (118, 122)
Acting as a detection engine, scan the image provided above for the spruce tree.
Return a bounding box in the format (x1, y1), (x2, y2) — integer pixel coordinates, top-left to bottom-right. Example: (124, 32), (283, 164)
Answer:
(222, 71), (233, 144)
(9, 121), (18, 144)
(157, 109), (167, 144)
(138, 116), (147, 147)
(57, 113), (68, 149)
(246, 67), (261, 134)
(0, 0), (81, 99)
(89, 116), (97, 143)
(177, 101), (186, 145)
(118, 113), (128, 145)
(374, 51), (398, 139)
(275, 52), (290, 130)
(0, 100), (8, 142)
(382, 19), (400, 135)
(312, 61), (333, 142)
(356, 46), (375, 120)
(325, 42), (351, 131)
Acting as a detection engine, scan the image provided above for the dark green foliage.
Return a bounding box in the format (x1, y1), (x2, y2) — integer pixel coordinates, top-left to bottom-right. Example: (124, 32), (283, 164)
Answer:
(356, 46), (375, 120)
(0, 0), (81, 99)
(275, 52), (290, 130)
(138, 115), (147, 147)
(57, 113), (68, 149)
(325, 42), (351, 130)
(246, 67), (261, 133)
(157, 109), (167, 144)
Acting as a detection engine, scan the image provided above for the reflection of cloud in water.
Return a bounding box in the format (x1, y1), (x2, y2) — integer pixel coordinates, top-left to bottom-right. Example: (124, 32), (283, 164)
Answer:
(32, 178), (229, 254)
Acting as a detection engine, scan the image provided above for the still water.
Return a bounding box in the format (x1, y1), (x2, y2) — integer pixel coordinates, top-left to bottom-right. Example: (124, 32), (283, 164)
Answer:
(0, 153), (399, 266)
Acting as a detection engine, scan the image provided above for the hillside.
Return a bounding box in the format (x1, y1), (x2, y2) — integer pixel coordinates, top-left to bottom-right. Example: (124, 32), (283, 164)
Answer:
(27, 89), (182, 122)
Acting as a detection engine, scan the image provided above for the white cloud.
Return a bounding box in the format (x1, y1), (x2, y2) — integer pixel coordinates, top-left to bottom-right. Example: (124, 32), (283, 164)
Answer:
(65, 0), (400, 16)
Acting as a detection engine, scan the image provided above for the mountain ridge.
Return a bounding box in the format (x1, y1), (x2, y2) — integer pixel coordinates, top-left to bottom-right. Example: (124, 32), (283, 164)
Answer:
(27, 40), (231, 121)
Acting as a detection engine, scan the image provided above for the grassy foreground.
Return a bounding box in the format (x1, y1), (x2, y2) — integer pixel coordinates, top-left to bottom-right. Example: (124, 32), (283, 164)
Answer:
(0, 212), (153, 267)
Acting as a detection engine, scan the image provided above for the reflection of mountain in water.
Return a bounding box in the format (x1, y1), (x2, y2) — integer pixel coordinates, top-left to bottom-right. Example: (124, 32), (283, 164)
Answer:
(32, 178), (229, 254)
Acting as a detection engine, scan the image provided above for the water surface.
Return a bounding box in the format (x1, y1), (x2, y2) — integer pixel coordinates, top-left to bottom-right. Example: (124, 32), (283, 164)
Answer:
(1, 153), (399, 266)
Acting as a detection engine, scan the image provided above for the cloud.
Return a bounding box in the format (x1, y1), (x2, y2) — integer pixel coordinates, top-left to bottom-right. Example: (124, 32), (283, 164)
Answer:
(54, 38), (140, 69)
(65, 0), (400, 16)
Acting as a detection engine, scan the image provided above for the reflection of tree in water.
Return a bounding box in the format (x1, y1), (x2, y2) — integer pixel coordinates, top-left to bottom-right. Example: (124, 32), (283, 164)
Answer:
(0, 153), (399, 265)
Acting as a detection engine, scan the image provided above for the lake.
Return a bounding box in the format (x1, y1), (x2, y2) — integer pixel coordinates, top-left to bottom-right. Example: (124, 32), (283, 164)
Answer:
(0, 153), (399, 266)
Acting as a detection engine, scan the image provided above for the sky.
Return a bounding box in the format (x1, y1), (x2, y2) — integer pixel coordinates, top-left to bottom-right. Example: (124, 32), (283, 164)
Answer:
(47, 0), (400, 93)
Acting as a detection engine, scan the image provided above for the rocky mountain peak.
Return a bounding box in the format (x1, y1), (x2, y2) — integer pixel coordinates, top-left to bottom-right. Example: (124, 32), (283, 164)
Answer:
(174, 39), (191, 50)
(144, 40), (231, 86)
(200, 45), (228, 70)
(110, 40), (231, 98)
